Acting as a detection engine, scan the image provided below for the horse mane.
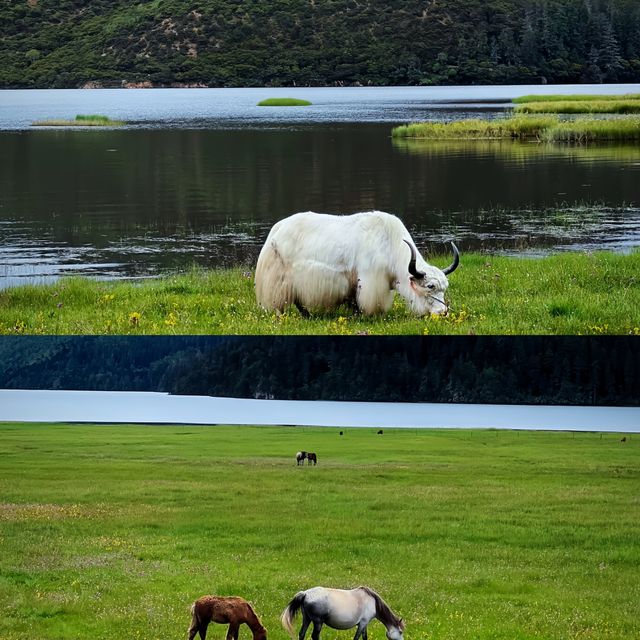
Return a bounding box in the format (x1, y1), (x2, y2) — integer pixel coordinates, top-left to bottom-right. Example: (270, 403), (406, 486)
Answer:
(358, 587), (404, 630)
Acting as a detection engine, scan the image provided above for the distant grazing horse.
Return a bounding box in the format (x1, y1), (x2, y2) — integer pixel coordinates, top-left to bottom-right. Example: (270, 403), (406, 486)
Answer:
(188, 595), (267, 640)
(281, 586), (404, 640)
(307, 452), (317, 465)
(296, 451), (307, 465)
(377, 430), (383, 435)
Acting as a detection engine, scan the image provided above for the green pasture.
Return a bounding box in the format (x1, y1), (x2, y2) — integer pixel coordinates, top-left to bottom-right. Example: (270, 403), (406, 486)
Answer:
(1, 251), (639, 335)
(0, 423), (638, 640)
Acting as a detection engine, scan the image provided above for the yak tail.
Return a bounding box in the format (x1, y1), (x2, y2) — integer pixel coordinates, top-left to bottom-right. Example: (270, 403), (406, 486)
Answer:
(281, 591), (306, 640)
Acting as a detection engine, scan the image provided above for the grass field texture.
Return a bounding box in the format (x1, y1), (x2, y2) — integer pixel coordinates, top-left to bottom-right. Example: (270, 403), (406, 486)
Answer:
(0, 423), (638, 640)
(1, 252), (639, 335)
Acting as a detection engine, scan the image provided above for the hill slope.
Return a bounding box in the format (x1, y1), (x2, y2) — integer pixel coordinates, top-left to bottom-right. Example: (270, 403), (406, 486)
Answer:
(2, 0), (640, 88)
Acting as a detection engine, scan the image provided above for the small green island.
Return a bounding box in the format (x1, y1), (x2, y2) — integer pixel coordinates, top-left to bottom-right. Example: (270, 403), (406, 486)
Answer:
(513, 93), (640, 113)
(393, 94), (640, 142)
(257, 98), (312, 106)
(32, 114), (125, 127)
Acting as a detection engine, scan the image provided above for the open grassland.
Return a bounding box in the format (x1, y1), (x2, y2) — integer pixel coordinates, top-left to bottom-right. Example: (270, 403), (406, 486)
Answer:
(0, 423), (638, 640)
(1, 252), (639, 335)
(392, 116), (640, 142)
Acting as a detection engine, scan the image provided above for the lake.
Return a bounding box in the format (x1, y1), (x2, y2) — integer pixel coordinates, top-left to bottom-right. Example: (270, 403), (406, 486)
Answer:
(1, 389), (638, 432)
(1, 84), (639, 287)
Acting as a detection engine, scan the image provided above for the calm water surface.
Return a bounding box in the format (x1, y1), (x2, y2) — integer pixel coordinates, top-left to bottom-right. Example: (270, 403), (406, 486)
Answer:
(1, 85), (639, 287)
(2, 390), (639, 432)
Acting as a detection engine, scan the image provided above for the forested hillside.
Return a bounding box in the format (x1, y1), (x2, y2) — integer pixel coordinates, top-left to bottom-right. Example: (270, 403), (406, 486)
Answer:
(2, 0), (640, 88)
(1, 336), (637, 406)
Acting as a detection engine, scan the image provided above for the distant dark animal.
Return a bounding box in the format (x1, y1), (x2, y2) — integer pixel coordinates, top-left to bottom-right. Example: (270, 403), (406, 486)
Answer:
(377, 430), (383, 435)
(296, 451), (307, 465)
(621, 436), (627, 442)
(188, 595), (267, 640)
(281, 586), (404, 640)
(339, 431), (344, 436)
(307, 452), (317, 465)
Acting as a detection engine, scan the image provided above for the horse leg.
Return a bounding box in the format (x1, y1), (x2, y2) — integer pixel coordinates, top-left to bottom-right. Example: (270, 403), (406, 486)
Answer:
(352, 623), (369, 640)
(188, 618), (199, 640)
(298, 612), (312, 640)
(311, 620), (324, 640)
(193, 621), (208, 640)
(188, 611), (208, 640)
(226, 623), (240, 640)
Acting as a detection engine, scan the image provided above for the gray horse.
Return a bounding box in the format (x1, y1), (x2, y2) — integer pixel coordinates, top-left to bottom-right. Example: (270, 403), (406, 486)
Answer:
(281, 586), (404, 640)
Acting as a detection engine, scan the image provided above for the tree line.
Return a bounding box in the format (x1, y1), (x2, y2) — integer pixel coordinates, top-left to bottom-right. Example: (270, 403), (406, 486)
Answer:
(2, 0), (640, 88)
(0, 336), (637, 406)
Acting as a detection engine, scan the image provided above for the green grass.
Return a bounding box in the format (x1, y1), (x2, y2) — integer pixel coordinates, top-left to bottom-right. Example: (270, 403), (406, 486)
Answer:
(0, 422), (638, 640)
(515, 100), (640, 114)
(1, 251), (639, 335)
(32, 114), (125, 127)
(392, 116), (559, 140)
(257, 98), (312, 106)
(513, 93), (640, 103)
(392, 115), (640, 141)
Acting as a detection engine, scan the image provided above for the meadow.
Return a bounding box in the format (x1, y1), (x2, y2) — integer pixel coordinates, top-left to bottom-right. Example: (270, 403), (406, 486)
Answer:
(1, 251), (639, 335)
(0, 423), (638, 640)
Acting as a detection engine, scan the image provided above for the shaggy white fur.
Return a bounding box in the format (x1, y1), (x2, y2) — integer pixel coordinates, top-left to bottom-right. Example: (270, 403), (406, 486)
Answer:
(255, 211), (456, 316)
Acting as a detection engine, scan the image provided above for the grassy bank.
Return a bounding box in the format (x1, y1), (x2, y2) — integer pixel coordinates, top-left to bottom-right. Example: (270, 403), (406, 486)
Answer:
(392, 115), (640, 142)
(32, 114), (124, 127)
(1, 251), (639, 335)
(514, 100), (640, 114)
(257, 98), (311, 106)
(513, 93), (640, 103)
(0, 423), (638, 640)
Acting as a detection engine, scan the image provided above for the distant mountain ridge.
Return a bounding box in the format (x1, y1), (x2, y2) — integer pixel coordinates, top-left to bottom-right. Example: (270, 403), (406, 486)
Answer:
(1, 337), (638, 407)
(2, 0), (639, 88)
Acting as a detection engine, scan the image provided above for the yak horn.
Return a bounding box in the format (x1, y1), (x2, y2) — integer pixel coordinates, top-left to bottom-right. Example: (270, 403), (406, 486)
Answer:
(403, 239), (426, 280)
(442, 241), (460, 275)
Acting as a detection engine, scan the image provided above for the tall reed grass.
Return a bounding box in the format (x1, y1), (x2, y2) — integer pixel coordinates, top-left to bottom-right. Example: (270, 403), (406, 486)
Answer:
(513, 93), (640, 103)
(392, 115), (640, 141)
(515, 100), (640, 114)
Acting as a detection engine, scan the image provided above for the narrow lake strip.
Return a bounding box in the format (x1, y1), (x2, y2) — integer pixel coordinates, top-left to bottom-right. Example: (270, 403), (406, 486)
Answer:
(1, 390), (637, 432)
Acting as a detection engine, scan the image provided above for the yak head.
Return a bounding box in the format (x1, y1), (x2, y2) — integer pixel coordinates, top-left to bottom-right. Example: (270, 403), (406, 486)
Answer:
(404, 240), (459, 316)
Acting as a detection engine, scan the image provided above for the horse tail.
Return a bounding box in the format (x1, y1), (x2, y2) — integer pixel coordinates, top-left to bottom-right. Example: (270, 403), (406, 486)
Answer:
(281, 591), (306, 640)
(187, 600), (209, 640)
(188, 602), (200, 640)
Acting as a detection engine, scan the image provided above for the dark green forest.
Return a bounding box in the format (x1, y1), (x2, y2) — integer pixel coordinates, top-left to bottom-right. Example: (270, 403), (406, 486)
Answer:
(0, 337), (637, 406)
(2, 0), (640, 88)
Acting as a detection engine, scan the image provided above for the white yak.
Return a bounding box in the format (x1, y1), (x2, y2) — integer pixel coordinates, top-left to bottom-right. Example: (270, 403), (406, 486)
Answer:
(255, 211), (459, 316)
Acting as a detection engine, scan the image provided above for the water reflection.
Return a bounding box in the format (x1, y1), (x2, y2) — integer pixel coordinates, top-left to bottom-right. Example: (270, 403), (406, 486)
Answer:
(1, 126), (639, 286)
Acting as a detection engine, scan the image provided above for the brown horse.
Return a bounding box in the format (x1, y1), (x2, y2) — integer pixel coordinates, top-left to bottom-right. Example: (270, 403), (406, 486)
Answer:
(188, 595), (268, 640)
